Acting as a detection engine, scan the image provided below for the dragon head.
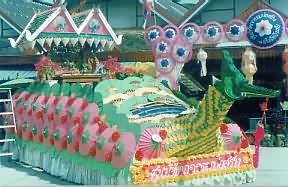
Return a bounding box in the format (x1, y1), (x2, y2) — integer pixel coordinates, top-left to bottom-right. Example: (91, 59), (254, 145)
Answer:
(214, 50), (280, 100)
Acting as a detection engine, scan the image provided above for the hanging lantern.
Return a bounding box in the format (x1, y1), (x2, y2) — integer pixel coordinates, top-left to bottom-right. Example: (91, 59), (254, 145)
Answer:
(241, 47), (257, 85)
(197, 48), (208, 77)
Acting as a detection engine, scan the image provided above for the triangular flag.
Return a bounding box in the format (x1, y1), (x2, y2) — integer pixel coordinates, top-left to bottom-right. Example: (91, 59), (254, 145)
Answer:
(45, 38), (53, 47)
(94, 39), (100, 47)
(107, 41), (114, 50)
(37, 39), (45, 47)
(100, 40), (107, 48)
(86, 38), (94, 47)
(79, 38), (86, 47)
(70, 38), (78, 46)
(53, 38), (62, 47)
(62, 38), (70, 46)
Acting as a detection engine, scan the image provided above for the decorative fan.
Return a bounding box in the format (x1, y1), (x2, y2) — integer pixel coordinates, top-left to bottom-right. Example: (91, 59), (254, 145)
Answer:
(202, 21), (223, 44)
(225, 19), (246, 42)
(163, 25), (179, 41)
(180, 23), (201, 43)
(220, 123), (247, 151)
(137, 127), (166, 160)
(144, 25), (164, 45)
(111, 132), (136, 168)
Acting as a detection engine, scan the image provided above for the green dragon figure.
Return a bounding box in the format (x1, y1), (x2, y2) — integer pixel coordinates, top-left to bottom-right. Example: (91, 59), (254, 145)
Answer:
(95, 50), (279, 158)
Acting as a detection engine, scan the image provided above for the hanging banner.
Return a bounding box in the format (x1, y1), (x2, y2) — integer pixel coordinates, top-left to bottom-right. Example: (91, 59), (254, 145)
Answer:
(246, 9), (285, 49)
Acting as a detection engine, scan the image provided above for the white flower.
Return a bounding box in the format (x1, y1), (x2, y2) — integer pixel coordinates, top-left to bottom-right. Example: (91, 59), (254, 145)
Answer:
(255, 20), (273, 37)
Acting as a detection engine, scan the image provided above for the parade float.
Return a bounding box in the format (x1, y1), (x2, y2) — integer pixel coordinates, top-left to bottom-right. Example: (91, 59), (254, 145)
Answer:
(3, 4), (286, 185)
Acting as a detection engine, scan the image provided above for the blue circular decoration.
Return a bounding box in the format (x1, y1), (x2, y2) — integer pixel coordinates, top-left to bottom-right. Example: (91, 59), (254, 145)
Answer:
(225, 19), (246, 42)
(152, 38), (171, 56)
(156, 57), (175, 73)
(172, 43), (192, 63)
(144, 26), (164, 45)
(181, 23), (200, 43)
(246, 9), (284, 49)
(163, 25), (179, 41)
(203, 22), (223, 43)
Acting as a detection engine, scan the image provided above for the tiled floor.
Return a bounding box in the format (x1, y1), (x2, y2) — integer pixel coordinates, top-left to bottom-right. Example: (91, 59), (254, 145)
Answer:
(0, 147), (288, 186)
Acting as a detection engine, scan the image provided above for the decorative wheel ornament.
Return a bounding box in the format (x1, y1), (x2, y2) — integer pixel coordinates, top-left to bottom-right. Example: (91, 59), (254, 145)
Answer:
(180, 23), (201, 43)
(157, 76), (174, 89)
(171, 39), (192, 63)
(202, 21), (223, 44)
(225, 19), (246, 42)
(88, 18), (100, 33)
(155, 57), (175, 74)
(152, 37), (172, 57)
(144, 26), (163, 45)
(163, 25), (179, 41)
(54, 16), (66, 32)
(137, 127), (166, 159)
(246, 9), (284, 49)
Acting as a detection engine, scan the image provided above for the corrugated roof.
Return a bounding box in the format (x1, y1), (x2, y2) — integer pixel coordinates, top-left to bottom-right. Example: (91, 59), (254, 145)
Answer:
(0, 67), (37, 81)
(0, 0), (49, 32)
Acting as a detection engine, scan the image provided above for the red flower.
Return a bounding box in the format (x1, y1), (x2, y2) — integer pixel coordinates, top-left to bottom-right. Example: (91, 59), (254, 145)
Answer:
(111, 131), (120, 142)
(60, 114), (68, 123)
(73, 116), (81, 125)
(35, 110), (43, 120)
(17, 107), (24, 115)
(53, 97), (60, 106)
(28, 108), (33, 116)
(23, 93), (30, 100)
(105, 151), (113, 162)
(89, 146), (96, 156)
(241, 139), (249, 149)
(76, 126), (84, 136)
(159, 130), (167, 140)
(249, 135), (255, 142)
(67, 97), (76, 106)
(48, 113), (54, 121)
(14, 93), (20, 100)
(98, 124), (108, 134)
(220, 123), (228, 134)
(42, 96), (50, 104)
(81, 100), (88, 110)
(33, 95), (39, 103)
(135, 149), (144, 161)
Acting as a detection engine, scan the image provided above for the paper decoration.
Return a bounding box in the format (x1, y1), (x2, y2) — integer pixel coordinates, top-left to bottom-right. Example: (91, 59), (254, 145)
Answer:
(144, 25), (163, 45)
(246, 9), (284, 49)
(180, 23), (201, 44)
(163, 24), (179, 41)
(225, 19), (246, 42)
(241, 47), (257, 84)
(202, 21), (224, 44)
(197, 48), (208, 77)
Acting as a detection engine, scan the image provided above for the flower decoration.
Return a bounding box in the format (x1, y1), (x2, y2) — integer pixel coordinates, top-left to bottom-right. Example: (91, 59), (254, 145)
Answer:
(181, 23), (201, 43)
(88, 18), (100, 33)
(152, 38), (171, 56)
(225, 20), (246, 42)
(220, 123), (247, 151)
(203, 22), (223, 43)
(155, 57), (175, 74)
(171, 42), (192, 63)
(255, 20), (273, 37)
(144, 26), (163, 45)
(34, 56), (62, 81)
(163, 25), (179, 41)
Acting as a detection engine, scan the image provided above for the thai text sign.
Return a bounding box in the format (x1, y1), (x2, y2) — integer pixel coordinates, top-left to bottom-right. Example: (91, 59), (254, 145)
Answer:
(246, 9), (284, 49)
(130, 151), (254, 184)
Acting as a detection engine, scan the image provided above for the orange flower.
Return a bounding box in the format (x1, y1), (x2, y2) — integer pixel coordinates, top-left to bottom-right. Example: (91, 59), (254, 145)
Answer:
(111, 131), (121, 142)
(135, 149), (144, 161)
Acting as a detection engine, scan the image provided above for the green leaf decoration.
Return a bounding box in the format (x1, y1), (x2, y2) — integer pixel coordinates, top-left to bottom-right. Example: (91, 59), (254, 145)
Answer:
(55, 103), (63, 115)
(61, 83), (71, 96)
(23, 123), (28, 131)
(93, 92), (103, 113)
(96, 137), (105, 150)
(32, 102), (39, 112)
(43, 127), (49, 138)
(51, 83), (61, 96)
(32, 125), (37, 135)
(115, 143), (124, 156)
(43, 103), (50, 113)
(67, 131), (73, 144)
(53, 129), (60, 141)
(82, 112), (90, 125)
(68, 107), (75, 117)
(82, 131), (89, 144)
(41, 83), (51, 96)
